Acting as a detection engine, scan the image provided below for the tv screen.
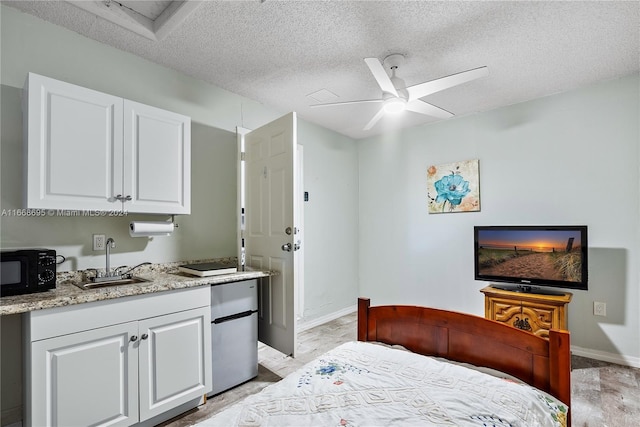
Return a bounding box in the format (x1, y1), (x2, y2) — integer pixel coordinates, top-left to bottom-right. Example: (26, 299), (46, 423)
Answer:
(474, 225), (588, 292)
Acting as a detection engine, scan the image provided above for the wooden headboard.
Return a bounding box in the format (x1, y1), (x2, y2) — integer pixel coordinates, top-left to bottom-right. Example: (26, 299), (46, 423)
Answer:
(357, 297), (571, 419)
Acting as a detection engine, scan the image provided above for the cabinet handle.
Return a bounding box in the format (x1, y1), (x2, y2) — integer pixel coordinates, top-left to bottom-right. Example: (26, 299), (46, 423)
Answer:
(115, 195), (133, 202)
(513, 316), (532, 331)
(141, 333), (149, 340)
(130, 335), (138, 342)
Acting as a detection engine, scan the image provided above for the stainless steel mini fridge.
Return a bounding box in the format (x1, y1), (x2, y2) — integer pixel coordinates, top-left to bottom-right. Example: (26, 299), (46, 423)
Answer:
(209, 279), (258, 396)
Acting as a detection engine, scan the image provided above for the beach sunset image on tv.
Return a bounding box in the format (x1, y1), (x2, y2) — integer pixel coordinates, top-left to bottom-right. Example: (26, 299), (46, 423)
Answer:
(476, 229), (583, 283)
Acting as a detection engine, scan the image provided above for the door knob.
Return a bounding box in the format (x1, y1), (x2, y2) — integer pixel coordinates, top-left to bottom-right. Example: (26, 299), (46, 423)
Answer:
(281, 243), (292, 252)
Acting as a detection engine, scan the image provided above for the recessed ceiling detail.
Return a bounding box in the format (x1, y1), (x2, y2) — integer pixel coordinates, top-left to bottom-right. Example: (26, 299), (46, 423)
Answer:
(306, 89), (339, 103)
(66, 0), (201, 41)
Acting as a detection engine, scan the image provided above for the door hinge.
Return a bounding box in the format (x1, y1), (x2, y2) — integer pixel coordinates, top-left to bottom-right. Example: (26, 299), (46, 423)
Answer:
(240, 152), (246, 161)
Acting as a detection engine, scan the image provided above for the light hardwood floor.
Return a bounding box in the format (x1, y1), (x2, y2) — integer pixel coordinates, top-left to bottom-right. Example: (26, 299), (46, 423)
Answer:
(161, 311), (639, 427)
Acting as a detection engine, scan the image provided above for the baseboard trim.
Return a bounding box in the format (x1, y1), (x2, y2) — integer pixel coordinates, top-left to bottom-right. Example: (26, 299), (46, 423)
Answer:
(571, 345), (640, 368)
(297, 305), (357, 332)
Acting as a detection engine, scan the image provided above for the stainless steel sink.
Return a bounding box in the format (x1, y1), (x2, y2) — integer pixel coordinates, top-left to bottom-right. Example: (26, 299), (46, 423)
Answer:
(74, 276), (150, 290)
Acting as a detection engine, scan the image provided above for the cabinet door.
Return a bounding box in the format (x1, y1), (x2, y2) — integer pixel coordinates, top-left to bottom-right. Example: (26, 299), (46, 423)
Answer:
(29, 322), (138, 427)
(138, 307), (211, 421)
(123, 100), (191, 214)
(25, 73), (124, 211)
(520, 305), (555, 338)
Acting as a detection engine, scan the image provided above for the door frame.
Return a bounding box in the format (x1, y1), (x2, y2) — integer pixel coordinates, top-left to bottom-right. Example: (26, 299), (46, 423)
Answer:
(295, 145), (304, 321)
(236, 126), (249, 269)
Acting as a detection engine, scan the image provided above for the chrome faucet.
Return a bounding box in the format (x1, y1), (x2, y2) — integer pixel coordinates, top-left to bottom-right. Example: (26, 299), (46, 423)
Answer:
(105, 237), (115, 277)
(91, 237), (121, 283)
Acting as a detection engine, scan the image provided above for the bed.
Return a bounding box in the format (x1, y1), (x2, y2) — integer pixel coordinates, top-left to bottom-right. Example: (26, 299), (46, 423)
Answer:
(196, 297), (571, 426)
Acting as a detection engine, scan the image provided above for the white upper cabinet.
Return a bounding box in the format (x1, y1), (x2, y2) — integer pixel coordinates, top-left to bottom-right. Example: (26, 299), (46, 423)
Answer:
(124, 100), (190, 214)
(23, 73), (191, 214)
(24, 73), (124, 211)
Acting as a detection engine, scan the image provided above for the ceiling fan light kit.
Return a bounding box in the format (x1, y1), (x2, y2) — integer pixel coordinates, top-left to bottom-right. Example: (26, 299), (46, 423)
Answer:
(383, 97), (407, 114)
(310, 53), (488, 131)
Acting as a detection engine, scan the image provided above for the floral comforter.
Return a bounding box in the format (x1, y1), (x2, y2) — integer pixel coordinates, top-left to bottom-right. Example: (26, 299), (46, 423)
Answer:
(195, 341), (568, 427)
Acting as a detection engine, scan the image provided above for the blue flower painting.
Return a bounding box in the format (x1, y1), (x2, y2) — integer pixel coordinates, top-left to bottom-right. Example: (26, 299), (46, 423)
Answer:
(427, 159), (480, 213)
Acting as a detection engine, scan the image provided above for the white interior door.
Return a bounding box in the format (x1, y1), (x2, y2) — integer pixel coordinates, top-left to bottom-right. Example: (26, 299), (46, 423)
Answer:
(244, 112), (298, 357)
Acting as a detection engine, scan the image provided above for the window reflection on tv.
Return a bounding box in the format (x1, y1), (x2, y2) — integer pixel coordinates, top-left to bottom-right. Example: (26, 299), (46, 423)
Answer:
(474, 226), (588, 291)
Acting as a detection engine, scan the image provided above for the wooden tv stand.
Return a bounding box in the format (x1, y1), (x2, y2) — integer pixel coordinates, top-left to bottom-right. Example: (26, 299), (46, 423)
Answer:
(480, 286), (572, 339)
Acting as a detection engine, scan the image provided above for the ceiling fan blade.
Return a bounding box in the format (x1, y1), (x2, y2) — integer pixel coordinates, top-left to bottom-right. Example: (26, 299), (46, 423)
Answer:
(406, 99), (454, 119)
(407, 66), (488, 101)
(363, 107), (386, 131)
(310, 99), (383, 108)
(364, 58), (398, 97)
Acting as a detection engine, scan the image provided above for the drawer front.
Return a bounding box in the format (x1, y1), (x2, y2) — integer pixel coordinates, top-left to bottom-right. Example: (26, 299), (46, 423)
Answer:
(27, 286), (210, 341)
(489, 298), (557, 338)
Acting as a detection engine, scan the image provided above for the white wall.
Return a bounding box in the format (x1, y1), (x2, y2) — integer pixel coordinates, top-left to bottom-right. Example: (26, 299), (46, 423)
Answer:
(358, 74), (640, 364)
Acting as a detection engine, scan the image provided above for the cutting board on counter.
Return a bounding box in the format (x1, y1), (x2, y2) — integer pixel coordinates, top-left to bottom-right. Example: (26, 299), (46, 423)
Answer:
(178, 262), (238, 277)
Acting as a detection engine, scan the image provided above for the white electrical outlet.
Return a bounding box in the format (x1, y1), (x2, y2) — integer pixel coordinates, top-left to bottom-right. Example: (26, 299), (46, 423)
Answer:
(593, 301), (607, 317)
(93, 234), (106, 251)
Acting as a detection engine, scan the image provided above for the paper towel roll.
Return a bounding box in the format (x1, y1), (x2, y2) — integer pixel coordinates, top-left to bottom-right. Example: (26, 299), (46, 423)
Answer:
(129, 221), (174, 237)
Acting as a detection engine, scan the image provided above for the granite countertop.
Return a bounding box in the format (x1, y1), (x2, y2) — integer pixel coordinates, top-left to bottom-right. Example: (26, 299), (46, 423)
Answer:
(0, 259), (275, 316)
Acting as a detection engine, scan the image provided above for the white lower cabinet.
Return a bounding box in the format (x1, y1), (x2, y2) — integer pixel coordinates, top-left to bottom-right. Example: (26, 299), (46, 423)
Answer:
(30, 322), (138, 427)
(138, 309), (210, 422)
(24, 287), (212, 427)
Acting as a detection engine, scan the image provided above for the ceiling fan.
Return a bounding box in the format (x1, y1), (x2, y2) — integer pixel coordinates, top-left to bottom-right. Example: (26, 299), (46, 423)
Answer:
(310, 54), (489, 131)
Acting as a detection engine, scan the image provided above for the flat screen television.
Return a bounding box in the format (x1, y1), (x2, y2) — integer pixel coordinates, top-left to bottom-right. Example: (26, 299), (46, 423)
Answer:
(474, 225), (588, 293)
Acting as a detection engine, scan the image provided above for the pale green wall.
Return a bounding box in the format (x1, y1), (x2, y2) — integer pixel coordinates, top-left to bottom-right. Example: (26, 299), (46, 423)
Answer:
(297, 120), (359, 320)
(358, 74), (640, 363)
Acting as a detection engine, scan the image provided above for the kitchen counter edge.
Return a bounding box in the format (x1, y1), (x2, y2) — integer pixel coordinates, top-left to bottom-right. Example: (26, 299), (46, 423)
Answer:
(0, 269), (275, 316)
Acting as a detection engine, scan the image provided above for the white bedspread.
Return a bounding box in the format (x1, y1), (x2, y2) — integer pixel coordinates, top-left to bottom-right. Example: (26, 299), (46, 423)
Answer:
(195, 341), (568, 427)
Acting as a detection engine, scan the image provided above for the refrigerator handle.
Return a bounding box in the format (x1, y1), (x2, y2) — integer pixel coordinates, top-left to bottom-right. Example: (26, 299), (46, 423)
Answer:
(213, 310), (256, 324)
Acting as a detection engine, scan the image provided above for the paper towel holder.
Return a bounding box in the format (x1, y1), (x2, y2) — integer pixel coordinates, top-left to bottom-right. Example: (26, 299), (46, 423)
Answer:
(128, 216), (179, 238)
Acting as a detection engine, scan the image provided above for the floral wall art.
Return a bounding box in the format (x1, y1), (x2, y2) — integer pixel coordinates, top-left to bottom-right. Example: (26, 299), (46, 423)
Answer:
(427, 159), (480, 214)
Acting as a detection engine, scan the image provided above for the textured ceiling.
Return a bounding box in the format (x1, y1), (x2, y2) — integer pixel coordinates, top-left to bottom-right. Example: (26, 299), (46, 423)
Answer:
(4, 0), (639, 139)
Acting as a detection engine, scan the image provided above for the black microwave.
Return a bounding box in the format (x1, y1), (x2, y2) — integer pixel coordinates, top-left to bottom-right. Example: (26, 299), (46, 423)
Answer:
(0, 249), (57, 297)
